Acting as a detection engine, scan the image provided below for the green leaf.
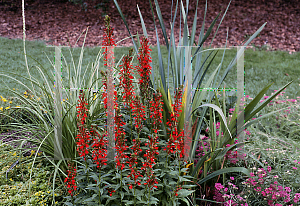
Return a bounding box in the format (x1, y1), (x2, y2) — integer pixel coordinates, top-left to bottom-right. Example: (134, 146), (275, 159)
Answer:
(177, 189), (195, 198)
(192, 12), (221, 62)
(190, 0), (200, 47)
(86, 186), (99, 193)
(214, 142), (251, 161)
(179, 197), (191, 206)
(113, 0), (138, 54)
(182, 184), (197, 189)
(178, 176), (192, 182)
(247, 153), (267, 171)
(240, 106), (290, 134)
(120, 191), (124, 200)
(197, 167), (251, 185)
(90, 173), (99, 182)
(191, 61), (219, 114)
(153, 0), (169, 49)
(83, 194), (98, 203)
(137, 5), (148, 39)
(244, 81), (293, 123)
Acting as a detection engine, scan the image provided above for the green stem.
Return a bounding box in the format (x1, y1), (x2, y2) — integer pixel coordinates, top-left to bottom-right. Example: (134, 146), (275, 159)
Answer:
(147, 180), (150, 206)
(129, 107), (133, 143)
(98, 169), (101, 204)
(134, 185), (136, 206)
(85, 159), (90, 197)
(120, 168), (123, 203)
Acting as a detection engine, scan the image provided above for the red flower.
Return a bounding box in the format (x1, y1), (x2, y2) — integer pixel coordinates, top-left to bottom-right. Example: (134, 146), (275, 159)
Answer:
(76, 91), (91, 160)
(141, 134), (160, 191)
(132, 95), (146, 134)
(149, 91), (164, 134)
(143, 172), (159, 191)
(90, 125), (108, 169)
(127, 138), (143, 190)
(165, 86), (185, 158)
(76, 90), (89, 126)
(102, 15), (116, 66)
(114, 108), (129, 171)
(135, 36), (153, 103)
(64, 163), (77, 197)
(106, 187), (116, 196)
(119, 48), (136, 110)
(174, 185), (183, 197)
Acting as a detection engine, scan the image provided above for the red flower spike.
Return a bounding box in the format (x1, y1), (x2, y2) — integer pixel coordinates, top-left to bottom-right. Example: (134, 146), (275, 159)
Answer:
(76, 92), (91, 160)
(102, 15), (116, 67)
(126, 138), (143, 190)
(165, 86), (185, 158)
(141, 134), (160, 191)
(90, 126), (108, 169)
(114, 109), (129, 171)
(135, 36), (153, 103)
(132, 96), (146, 134)
(64, 163), (77, 197)
(119, 48), (136, 110)
(149, 91), (164, 134)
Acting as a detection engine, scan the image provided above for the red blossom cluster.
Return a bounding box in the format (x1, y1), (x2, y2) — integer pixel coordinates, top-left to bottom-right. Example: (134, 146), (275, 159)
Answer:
(132, 95), (146, 134)
(165, 86), (185, 158)
(90, 125), (108, 169)
(143, 171), (159, 191)
(119, 48), (135, 110)
(114, 108), (129, 171)
(76, 91), (91, 160)
(135, 36), (152, 103)
(107, 187), (116, 196)
(149, 91), (164, 134)
(174, 185), (183, 197)
(126, 138), (143, 190)
(102, 15), (116, 66)
(138, 91), (164, 190)
(68, 14), (190, 198)
(64, 163), (77, 197)
(142, 134), (160, 171)
(76, 91), (109, 169)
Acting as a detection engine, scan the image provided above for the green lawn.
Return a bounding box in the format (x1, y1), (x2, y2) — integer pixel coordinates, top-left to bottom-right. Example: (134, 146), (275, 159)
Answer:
(0, 36), (299, 101)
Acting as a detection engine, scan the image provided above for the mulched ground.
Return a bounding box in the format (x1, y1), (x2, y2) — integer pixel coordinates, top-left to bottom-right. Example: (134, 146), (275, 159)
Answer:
(0, 0), (299, 53)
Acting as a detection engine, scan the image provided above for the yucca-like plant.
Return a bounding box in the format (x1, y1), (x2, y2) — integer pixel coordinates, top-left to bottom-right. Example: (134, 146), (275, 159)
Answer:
(113, 0), (293, 204)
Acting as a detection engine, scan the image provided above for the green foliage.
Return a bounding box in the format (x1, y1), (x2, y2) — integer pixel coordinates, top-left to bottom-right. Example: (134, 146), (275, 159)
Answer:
(0, 142), (65, 205)
(64, 139), (197, 205)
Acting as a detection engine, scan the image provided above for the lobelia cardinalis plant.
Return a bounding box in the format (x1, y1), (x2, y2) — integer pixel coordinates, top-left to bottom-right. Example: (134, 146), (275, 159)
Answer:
(63, 16), (197, 206)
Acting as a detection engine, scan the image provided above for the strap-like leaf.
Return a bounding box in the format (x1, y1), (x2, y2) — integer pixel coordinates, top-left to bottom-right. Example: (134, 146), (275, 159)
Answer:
(197, 167), (251, 185)
(113, 0), (139, 54)
(192, 12), (221, 62)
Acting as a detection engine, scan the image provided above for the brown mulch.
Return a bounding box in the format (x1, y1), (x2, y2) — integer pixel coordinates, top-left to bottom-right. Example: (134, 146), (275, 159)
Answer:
(0, 0), (299, 53)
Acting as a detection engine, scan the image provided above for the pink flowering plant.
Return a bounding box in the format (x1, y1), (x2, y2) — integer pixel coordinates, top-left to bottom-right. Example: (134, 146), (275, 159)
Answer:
(193, 90), (300, 205)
